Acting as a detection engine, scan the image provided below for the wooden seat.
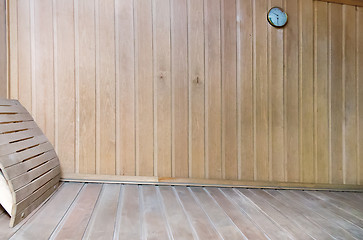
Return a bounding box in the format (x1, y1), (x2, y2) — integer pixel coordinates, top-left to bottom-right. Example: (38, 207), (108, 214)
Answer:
(0, 99), (60, 227)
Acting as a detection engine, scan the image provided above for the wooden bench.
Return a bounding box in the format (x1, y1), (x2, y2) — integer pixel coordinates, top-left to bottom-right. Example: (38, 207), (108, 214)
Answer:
(0, 99), (60, 227)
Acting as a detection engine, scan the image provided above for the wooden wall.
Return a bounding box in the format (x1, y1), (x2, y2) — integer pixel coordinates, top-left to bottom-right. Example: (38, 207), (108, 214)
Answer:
(0, 0), (6, 98)
(7, 0), (363, 187)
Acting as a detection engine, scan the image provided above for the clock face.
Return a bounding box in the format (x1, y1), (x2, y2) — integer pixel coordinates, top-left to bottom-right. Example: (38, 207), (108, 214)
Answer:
(267, 7), (288, 27)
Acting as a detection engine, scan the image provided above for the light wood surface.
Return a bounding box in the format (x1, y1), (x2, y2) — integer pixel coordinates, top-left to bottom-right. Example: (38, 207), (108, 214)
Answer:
(7, 0), (363, 188)
(0, 99), (61, 227)
(0, 0), (6, 99)
(61, 173), (363, 191)
(1, 182), (363, 240)
(317, 0), (363, 7)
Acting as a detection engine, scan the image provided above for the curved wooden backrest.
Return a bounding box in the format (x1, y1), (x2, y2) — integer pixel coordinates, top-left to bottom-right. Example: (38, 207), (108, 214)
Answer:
(0, 99), (60, 227)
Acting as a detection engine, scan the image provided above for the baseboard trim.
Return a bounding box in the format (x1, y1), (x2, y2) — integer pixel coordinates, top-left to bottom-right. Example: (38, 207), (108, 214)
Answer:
(60, 173), (363, 192)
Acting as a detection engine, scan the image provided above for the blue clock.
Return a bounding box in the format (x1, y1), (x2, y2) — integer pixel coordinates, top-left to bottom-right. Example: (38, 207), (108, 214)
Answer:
(267, 7), (288, 28)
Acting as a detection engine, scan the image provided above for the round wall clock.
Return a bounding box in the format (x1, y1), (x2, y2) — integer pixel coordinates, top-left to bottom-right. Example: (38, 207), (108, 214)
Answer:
(267, 7), (288, 28)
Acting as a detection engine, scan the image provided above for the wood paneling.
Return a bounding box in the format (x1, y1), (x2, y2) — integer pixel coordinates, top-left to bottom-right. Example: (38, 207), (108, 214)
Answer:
(0, 0), (6, 99)
(7, 0), (363, 187)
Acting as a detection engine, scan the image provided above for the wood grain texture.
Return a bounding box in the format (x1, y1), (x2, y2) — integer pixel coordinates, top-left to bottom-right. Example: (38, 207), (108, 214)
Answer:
(153, 0), (172, 178)
(188, 0), (205, 179)
(205, 0), (222, 179)
(359, 6), (363, 185)
(0, 0), (6, 99)
(343, 5), (357, 185)
(270, 0), (284, 182)
(330, 3), (344, 184)
(97, 0), (116, 175)
(116, 0), (136, 176)
(55, 0), (75, 174)
(315, 1), (329, 184)
(77, 0), (96, 175)
(254, 0), (269, 181)
(51, 184), (102, 240)
(135, 0), (154, 177)
(7, 0), (363, 188)
(17, 0), (32, 110)
(238, 0), (254, 181)
(34, 0), (55, 145)
(285, 0), (300, 182)
(300, 0), (315, 183)
(83, 184), (120, 239)
(0, 99), (61, 227)
(221, 0), (237, 180)
(171, 0), (189, 178)
(10, 183), (82, 240)
(115, 185), (142, 240)
(3, 183), (363, 239)
(317, 0), (363, 7)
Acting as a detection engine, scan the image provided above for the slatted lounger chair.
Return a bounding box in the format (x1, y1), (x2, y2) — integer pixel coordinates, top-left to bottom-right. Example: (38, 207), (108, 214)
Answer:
(0, 99), (61, 227)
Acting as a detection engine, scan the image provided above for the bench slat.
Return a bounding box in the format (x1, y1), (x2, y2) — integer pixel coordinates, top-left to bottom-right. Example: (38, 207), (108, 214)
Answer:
(0, 99), (61, 227)
(15, 166), (61, 203)
(6, 150), (57, 179)
(0, 113), (33, 123)
(0, 121), (38, 134)
(0, 128), (43, 145)
(11, 158), (59, 190)
(0, 105), (28, 114)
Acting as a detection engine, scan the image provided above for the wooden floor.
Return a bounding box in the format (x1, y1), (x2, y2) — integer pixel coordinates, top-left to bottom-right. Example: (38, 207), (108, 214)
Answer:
(0, 183), (362, 240)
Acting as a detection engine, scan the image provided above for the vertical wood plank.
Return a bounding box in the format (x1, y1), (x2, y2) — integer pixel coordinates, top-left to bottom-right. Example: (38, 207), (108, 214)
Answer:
(221, 0), (237, 180)
(56, 0), (75, 174)
(135, 0), (154, 176)
(254, 0), (269, 181)
(343, 5), (357, 184)
(269, 0), (284, 182)
(285, 0), (300, 182)
(9, 0), (18, 99)
(78, 0), (96, 174)
(153, 0), (172, 177)
(17, 0), (32, 110)
(205, 0), (222, 179)
(358, 7), (363, 185)
(171, 0), (189, 178)
(116, 0), (135, 176)
(188, 0), (205, 179)
(238, 0), (254, 181)
(34, 0), (55, 144)
(329, 3), (343, 184)
(0, 0), (6, 99)
(97, 0), (116, 175)
(300, 0), (314, 183)
(315, 1), (329, 183)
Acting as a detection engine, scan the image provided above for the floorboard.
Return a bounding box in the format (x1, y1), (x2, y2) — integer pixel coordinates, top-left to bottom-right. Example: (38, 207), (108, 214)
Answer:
(115, 185), (141, 240)
(239, 189), (312, 240)
(0, 182), (362, 240)
(9, 182), (83, 240)
(256, 189), (333, 239)
(279, 190), (356, 239)
(205, 188), (268, 239)
(190, 187), (245, 240)
(50, 183), (102, 240)
(158, 186), (195, 239)
(83, 184), (120, 240)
